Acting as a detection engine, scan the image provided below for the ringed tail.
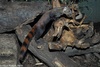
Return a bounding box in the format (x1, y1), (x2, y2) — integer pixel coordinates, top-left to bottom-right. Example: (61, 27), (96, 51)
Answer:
(19, 25), (37, 63)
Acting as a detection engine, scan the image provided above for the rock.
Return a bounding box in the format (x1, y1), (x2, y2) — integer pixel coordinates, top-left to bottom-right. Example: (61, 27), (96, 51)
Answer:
(0, 1), (51, 33)
(0, 34), (18, 65)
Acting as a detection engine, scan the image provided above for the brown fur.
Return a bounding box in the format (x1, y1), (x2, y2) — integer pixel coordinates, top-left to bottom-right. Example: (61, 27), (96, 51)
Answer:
(53, 17), (75, 37)
(21, 46), (27, 51)
(28, 33), (33, 38)
(60, 30), (76, 46)
(24, 38), (29, 44)
(53, 17), (65, 37)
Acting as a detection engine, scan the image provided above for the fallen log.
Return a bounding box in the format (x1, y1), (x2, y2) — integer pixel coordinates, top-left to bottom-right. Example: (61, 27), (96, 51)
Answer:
(65, 43), (100, 56)
(29, 39), (82, 67)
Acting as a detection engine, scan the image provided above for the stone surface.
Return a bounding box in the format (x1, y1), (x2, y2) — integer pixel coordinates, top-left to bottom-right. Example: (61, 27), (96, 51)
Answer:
(0, 1), (51, 33)
(0, 34), (18, 65)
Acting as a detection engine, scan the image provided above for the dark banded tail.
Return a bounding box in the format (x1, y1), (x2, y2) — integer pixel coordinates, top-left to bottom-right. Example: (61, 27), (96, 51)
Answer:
(19, 25), (37, 63)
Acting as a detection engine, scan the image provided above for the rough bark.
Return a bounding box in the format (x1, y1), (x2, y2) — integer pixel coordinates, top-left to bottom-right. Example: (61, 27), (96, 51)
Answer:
(65, 43), (100, 56)
(29, 39), (81, 67)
